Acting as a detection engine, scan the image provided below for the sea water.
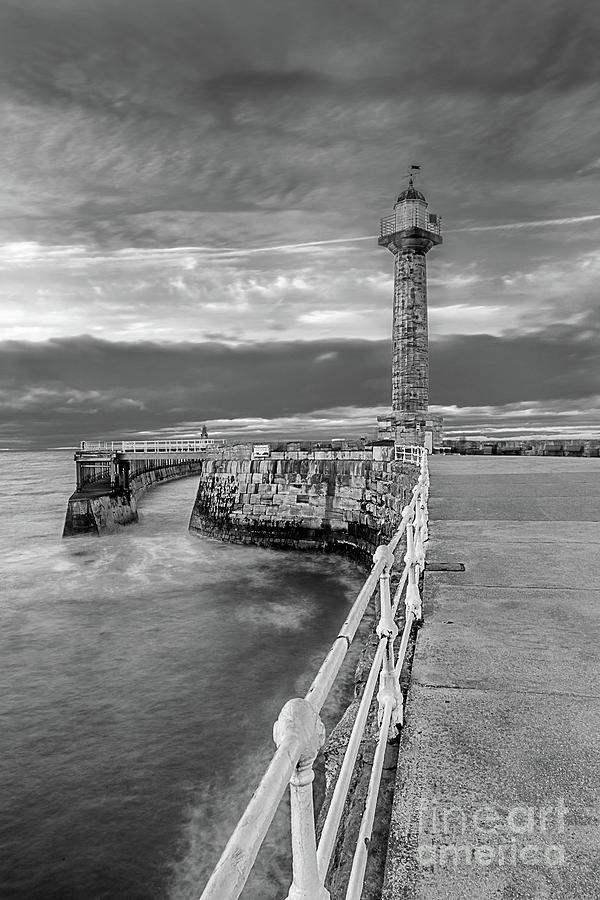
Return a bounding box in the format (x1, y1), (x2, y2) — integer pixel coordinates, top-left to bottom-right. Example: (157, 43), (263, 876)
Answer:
(0, 451), (365, 899)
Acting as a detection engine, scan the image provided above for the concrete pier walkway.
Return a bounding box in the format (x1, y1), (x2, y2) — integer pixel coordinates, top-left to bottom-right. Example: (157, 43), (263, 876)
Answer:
(383, 456), (600, 899)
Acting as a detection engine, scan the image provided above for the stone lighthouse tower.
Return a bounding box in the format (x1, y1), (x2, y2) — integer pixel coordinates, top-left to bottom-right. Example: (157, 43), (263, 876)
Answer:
(377, 170), (443, 449)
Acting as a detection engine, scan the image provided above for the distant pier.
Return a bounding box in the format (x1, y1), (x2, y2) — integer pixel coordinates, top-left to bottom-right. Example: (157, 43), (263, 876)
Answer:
(62, 438), (224, 536)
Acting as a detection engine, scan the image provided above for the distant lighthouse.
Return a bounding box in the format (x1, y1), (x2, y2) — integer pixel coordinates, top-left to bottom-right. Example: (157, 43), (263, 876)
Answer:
(377, 168), (443, 450)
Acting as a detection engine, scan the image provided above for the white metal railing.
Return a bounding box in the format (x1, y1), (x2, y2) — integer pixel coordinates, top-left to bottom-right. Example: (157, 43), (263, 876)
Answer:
(380, 207), (442, 238)
(395, 443), (427, 466)
(79, 438), (226, 453)
(199, 450), (430, 900)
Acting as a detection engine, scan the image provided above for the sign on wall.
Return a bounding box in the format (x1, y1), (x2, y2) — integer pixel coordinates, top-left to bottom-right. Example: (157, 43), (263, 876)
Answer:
(252, 444), (271, 458)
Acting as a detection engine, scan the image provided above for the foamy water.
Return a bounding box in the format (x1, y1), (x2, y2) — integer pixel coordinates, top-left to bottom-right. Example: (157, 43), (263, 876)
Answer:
(0, 452), (365, 899)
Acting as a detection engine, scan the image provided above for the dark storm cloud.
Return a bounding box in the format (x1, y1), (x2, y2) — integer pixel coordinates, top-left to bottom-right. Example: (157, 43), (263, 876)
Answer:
(431, 326), (600, 407)
(2, 323), (600, 446)
(0, 337), (387, 414)
(0, 337), (390, 445)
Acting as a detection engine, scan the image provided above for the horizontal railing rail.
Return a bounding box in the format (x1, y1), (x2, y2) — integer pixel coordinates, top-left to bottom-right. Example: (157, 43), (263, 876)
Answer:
(78, 438), (226, 453)
(199, 448), (430, 900)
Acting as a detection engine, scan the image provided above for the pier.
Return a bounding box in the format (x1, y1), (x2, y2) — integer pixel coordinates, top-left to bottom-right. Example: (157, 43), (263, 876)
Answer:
(63, 438), (224, 536)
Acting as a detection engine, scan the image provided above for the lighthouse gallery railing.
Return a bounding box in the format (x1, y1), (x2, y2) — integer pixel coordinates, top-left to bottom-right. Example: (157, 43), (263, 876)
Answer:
(199, 446), (430, 900)
(380, 208), (441, 238)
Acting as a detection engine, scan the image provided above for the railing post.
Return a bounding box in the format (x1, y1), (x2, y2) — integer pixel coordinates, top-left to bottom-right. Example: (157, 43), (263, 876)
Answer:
(373, 545), (403, 730)
(413, 481), (426, 573)
(374, 545), (395, 637)
(404, 519), (422, 622)
(273, 699), (330, 900)
(419, 486), (429, 549)
(420, 453), (430, 550)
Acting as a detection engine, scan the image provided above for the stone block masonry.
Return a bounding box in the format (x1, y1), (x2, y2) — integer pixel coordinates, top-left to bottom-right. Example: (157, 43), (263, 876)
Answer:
(62, 443), (421, 552)
(188, 442), (420, 562)
(393, 249), (429, 416)
(63, 490), (140, 536)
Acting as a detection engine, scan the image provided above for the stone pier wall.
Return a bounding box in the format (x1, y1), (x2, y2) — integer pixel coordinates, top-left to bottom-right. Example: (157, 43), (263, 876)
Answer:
(189, 443), (419, 562)
(63, 490), (140, 536)
(63, 442), (421, 553)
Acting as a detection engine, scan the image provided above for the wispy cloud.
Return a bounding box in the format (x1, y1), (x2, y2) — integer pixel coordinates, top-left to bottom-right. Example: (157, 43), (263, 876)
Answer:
(4, 209), (600, 267)
(448, 214), (600, 233)
(0, 238), (376, 269)
(433, 397), (600, 440)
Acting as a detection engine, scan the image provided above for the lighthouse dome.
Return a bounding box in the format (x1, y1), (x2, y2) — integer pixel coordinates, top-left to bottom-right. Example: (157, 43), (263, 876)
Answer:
(396, 186), (426, 203)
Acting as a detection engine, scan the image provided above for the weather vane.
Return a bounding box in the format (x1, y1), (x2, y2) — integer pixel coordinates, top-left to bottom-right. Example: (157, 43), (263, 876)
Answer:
(407, 163), (421, 187)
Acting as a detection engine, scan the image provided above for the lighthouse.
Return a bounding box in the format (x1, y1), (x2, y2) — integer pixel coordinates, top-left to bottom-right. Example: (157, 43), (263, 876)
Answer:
(377, 170), (443, 450)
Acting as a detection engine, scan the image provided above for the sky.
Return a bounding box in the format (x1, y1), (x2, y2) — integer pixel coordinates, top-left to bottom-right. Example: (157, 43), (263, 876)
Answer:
(1, 0), (600, 448)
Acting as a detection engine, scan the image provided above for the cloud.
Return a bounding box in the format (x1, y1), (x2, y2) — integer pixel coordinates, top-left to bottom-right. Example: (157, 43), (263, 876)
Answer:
(2, 233), (598, 347)
(448, 214), (600, 233)
(2, 0), (600, 252)
(0, 238), (393, 343)
(432, 398), (600, 441)
(431, 321), (600, 406)
(2, 323), (600, 447)
(0, 336), (390, 446)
